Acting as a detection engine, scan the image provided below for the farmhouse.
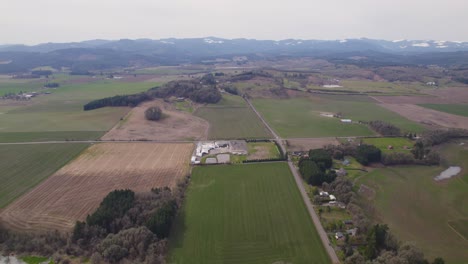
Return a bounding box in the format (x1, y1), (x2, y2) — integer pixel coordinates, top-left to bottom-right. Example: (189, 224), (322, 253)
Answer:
(335, 232), (344, 240)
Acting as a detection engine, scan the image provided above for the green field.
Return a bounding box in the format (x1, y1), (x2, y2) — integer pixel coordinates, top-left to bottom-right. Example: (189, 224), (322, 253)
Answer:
(0, 79), (159, 141)
(253, 97), (424, 138)
(419, 104), (468, 117)
(356, 142), (468, 263)
(0, 131), (104, 143)
(310, 80), (427, 95)
(0, 143), (89, 208)
(362, 137), (414, 153)
(195, 95), (272, 139)
(247, 142), (280, 160)
(169, 163), (330, 264)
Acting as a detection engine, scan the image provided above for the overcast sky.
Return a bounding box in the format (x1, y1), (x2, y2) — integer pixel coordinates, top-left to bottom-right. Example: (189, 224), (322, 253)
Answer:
(1, 0), (468, 45)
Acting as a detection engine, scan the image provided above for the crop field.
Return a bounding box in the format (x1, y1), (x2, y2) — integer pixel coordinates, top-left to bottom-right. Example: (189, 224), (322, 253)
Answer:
(0, 143), (89, 208)
(0, 142), (193, 232)
(194, 95), (271, 139)
(0, 131), (104, 143)
(309, 80), (427, 95)
(362, 137), (414, 153)
(168, 163), (330, 264)
(419, 104), (468, 117)
(286, 137), (339, 152)
(253, 97), (425, 138)
(356, 142), (468, 262)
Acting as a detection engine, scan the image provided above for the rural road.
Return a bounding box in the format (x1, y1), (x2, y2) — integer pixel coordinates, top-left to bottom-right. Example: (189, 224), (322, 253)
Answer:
(245, 97), (341, 264)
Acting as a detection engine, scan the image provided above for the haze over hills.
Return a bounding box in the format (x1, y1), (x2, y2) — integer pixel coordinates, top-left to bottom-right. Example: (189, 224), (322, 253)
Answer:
(1, 37), (468, 73)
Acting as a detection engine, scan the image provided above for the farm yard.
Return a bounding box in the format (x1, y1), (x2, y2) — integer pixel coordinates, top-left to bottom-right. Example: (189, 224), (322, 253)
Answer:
(194, 95), (272, 139)
(102, 99), (208, 141)
(252, 96), (424, 138)
(0, 142), (194, 232)
(355, 141), (468, 263)
(168, 163), (330, 264)
(0, 143), (89, 208)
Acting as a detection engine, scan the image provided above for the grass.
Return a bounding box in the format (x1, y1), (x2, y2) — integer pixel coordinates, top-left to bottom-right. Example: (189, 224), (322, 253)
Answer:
(355, 142), (468, 262)
(0, 80), (159, 136)
(20, 256), (50, 264)
(195, 95), (271, 139)
(0, 143), (89, 208)
(448, 219), (468, 240)
(0, 131), (104, 143)
(246, 142), (280, 160)
(362, 137), (414, 153)
(312, 80), (426, 95)
(168, 163), (330, 264)
(419, 104), (468, 117)
(253, 97), (424, 138)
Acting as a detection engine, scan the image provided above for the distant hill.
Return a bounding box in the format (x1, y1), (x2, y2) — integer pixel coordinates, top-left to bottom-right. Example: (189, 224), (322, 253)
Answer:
(1, 37), (468, 73)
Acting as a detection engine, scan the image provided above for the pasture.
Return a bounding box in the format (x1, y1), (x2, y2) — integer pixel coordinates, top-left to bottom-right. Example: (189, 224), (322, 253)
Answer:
(310, 80), (426, 95)
(419, 104), (468, 117)
(356, 142), (468, 262)
(0, 142), (193, 232)
(246, 141), (280, 160)
(168, 163), (330, 264)
(195, 95), (271, 139)
(362, 137), (414, 153)
(0, 79), (160, 141)
(0, 143), (89, 208)
(253, 97), (424, 138)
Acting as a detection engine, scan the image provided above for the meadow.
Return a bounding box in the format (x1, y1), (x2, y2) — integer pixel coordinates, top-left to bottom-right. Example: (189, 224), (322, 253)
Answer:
(356, 142), (468, 263)
(168, 163), (330, 264)
(252, 96), (424, 138)
(0, 143), (89, 208)
(362, 137), (414, 153)
(194, 95), (271, 139)
(0, 78), (159, 141)
(419, 104), (468, 117)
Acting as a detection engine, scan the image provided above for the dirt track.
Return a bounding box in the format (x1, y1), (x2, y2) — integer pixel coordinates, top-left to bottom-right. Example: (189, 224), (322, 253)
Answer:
(379, 103), (468, 130)
(0, 142), (193, 232)
(102, 100), (208, 141)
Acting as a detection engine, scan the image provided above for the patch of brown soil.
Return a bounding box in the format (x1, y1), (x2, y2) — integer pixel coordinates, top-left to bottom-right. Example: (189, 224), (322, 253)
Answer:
(379, 103), (468, 130)
(102, 99), (208, 141)
(423, 87), (468, 104)
(286, 138), (339, 151)
(247, 146), (271, 160)
(0, 142), (193, 232)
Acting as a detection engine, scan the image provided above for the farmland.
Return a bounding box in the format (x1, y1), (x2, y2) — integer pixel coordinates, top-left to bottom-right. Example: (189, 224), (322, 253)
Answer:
(102, 99), (208, 141)
(362, 137), (414, 153)
(355, 141), (468, 263)
(419, 104), (468, 117)
(0, 143), (89, 208)
(246, 141), (280, 160)
(253, 96), (426, 138)
(168, 163), (330, 264)
(0, 142), (193, 232)
(194, 95), (272, 139)
(0, 79), (159, 142)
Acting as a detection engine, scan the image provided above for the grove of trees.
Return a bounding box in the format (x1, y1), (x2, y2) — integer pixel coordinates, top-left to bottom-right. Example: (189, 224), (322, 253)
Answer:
(145, 106), (163, 121)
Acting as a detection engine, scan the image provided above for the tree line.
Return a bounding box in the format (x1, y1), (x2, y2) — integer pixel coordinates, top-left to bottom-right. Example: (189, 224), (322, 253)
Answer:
(83, 76), (222, 111)
(0, 176), (190, 264)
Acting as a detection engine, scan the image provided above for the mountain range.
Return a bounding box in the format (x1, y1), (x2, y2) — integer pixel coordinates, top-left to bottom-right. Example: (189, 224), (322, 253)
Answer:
(1, 37), (468, 73)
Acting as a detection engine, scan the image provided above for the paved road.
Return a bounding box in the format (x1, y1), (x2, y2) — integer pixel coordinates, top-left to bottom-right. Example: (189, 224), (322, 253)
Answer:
(245, 97), (341, 264)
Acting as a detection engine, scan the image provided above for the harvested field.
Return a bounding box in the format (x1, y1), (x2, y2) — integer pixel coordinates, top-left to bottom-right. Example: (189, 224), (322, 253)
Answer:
(379, 103), (468, 130)
(0, 142), (194, 232)
(102, 100), (208, 141)
(373, 87), (468, 104)
(286, 137), (339, 151)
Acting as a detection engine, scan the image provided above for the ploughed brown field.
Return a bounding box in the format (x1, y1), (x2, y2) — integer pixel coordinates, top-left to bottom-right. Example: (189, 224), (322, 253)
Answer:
(0, 143), (193, 232)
